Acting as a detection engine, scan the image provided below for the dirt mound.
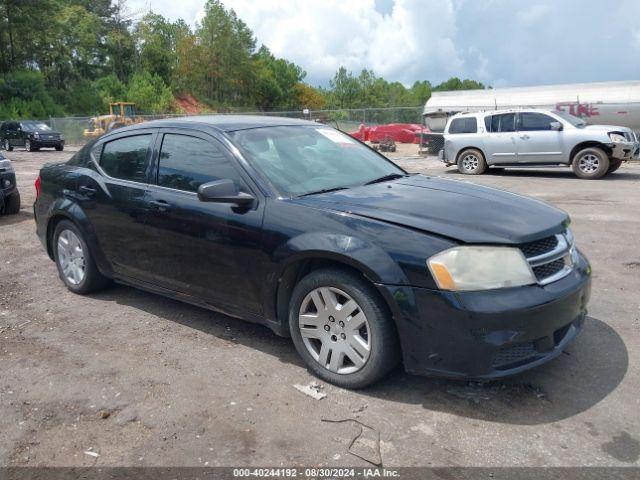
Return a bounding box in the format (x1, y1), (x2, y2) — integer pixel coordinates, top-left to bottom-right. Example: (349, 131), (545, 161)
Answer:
(174, 93), (208, 114)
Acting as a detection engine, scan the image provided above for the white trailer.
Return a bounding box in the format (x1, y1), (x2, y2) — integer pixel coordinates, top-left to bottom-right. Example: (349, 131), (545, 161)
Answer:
(423, 80), (640, 132)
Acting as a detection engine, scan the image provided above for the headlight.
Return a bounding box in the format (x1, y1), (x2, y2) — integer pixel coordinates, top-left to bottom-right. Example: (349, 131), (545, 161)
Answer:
(32, 132), (39, 138)
(609, 133), (627, 143)
(427, 246), (536, 291)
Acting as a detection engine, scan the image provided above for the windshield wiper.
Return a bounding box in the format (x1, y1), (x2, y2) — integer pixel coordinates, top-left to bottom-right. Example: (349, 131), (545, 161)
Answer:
(298, 186), (348, 197)
(364, 173), (406, 185)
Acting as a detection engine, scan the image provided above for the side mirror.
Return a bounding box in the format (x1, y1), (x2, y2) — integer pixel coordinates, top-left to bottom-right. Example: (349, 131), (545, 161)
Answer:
(197, 179), (254, 207)
(550, 122), (563, 131)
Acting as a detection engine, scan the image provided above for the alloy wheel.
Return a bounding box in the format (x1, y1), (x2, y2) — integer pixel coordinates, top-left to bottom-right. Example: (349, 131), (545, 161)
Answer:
(25, 140), (30, 151)
(4, 139), (9, 150)
(298, 286), (371, 374)
(57, 229), (86, 285)
(461, 154), (479, 172)
(578, 153), (600, 174)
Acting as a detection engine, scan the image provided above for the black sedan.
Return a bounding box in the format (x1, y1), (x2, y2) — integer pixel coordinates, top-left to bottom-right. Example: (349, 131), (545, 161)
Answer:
(33, 116), (591, 388)
(1, 120), (64, 152)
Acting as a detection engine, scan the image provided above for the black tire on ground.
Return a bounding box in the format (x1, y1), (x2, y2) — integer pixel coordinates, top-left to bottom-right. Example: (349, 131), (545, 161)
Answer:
(607, 159), (623, 174)
(25, 139), (35, 152)
(3, 190), (20, 214)
(457, 148), (487, 175)
(288, 268), (400, 389)
(52, 219), (111, 294)
(55, 144), (64, 151)
(4, 139), (13, 151)
(571, 147), (610, 179)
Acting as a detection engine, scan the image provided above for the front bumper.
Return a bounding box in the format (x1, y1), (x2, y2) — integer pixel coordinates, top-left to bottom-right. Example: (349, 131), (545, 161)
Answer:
(0, 170), (17, 197)
(610, 141), (636, 160)
(377, 250), (591, 379)
(32, 138), (64, 148)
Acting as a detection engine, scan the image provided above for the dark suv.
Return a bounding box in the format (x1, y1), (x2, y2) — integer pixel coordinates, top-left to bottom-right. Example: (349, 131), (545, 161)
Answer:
(1, 120), (64, 152)
(0, 152), (20, 214)
(34, 116), (591, 388)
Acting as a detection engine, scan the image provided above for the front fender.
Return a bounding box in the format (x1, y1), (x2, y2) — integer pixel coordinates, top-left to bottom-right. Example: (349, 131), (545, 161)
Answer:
(272, 232), (409, 285)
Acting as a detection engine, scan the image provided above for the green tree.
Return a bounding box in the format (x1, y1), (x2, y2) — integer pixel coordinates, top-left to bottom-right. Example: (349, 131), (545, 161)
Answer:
(126, 71), (173, 113)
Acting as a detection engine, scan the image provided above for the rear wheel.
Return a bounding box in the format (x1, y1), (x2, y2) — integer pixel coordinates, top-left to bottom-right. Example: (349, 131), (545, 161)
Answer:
(55, 144), (64, 151)
(457, 148), (487, 175)
(289, 268), (400, 388)
(572, 147), (609, 179)
(4, 139), (13, 151)
(53, 220), (110, 294)
(3, 190), (20, 214)
(607, 159), (622, 174)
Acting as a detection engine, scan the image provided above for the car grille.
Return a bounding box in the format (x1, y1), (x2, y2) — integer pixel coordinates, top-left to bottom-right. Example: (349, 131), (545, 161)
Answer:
(518, 232), (573, 285)
(519, 235), (558, 258)
(532, 258), (566, 281)
(492, 342), (537, 368)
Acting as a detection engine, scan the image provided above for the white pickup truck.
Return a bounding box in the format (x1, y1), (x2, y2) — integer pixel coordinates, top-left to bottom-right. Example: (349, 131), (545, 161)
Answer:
(439, 108), (639, 179)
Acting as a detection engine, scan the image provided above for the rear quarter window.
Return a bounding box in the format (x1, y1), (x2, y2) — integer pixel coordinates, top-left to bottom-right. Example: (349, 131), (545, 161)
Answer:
(448, 117), (477, 134)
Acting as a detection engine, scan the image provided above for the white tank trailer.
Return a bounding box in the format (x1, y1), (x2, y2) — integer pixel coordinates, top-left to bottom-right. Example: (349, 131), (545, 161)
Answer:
(423, 80), (640, 132)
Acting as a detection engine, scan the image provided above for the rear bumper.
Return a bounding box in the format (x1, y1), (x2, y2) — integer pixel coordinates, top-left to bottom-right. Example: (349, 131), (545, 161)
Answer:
(377, 250), (591, 379)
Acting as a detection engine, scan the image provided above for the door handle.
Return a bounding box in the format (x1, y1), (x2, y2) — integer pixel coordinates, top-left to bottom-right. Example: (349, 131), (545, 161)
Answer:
(78, 185), (96, 196)
(519, 134), (530, 140)
(149, 199), (171, 211)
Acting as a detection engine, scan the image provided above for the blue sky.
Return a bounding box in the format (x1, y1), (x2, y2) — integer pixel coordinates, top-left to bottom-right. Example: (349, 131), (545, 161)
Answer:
(127, 0), (640, 88)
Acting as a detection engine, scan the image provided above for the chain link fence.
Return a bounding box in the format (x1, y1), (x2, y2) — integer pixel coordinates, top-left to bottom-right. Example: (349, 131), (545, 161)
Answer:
(41, 107), (425, 146)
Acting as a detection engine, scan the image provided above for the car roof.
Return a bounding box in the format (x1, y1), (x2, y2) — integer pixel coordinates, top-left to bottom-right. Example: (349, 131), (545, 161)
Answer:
(123, 115), (318, 133)
(451, 108), (558, 118)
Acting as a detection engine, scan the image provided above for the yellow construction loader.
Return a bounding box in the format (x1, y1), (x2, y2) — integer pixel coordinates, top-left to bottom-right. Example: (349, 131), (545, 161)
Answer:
(83, 102), (140, 138)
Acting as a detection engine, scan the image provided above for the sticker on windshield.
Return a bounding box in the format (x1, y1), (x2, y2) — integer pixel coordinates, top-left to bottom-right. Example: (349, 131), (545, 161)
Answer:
(316, 128), (353, 144)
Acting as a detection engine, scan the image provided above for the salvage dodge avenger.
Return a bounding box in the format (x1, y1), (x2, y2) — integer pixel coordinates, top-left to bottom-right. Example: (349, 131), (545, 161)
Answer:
(34, 116), (591, 388)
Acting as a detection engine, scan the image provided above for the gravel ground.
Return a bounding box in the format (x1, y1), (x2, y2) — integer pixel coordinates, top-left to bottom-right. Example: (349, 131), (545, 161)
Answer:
(1, 145), (639, 467)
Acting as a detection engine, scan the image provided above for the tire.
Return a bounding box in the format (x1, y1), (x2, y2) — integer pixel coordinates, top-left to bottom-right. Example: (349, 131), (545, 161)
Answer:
(289, 268), (400, 388)
(3, 190), (20, 214)
(571, 147), (609, 179)
(55, 144), (64, 151)
(52, 220), (110, 294)
(25, 139), (34, 152)
(607, 159), (622, 174)
(4, 139), (13, 151)
(457, 148), (487, 175)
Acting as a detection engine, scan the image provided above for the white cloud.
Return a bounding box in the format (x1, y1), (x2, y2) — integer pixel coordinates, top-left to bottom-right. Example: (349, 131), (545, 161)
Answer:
(216, 0), (462, 86)
(128, 0), (640, 88)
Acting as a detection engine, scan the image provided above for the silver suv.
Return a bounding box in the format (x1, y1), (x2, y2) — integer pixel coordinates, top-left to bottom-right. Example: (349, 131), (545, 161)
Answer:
(439, 109), (638, 179)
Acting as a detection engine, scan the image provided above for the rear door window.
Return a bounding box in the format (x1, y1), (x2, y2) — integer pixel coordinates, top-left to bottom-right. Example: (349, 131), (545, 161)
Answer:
(99, 134), (152, 182)
(486, 113), (516, 133)
(156, 133), (247, 193)
(448, 117), (477, 134)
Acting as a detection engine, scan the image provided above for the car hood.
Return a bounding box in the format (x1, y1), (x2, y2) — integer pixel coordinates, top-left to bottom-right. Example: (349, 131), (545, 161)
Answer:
(292, 175), (568, 244)
(583, 124), (632, 133)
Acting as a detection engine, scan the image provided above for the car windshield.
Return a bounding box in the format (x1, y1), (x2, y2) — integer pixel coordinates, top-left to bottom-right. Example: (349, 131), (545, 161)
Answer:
(21, 121), (52, 131)
(553, 110), (586, 127)
(229, 126), (405, 197)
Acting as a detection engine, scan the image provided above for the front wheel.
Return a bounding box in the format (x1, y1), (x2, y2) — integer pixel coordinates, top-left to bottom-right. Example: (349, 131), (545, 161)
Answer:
(457, 148), (487, 175)
(25, 139), (35, 152)
(572, 147), (609, 179)
(289, 268), (400, 388)
(53, 220), (110, 294)
(55, 144), (64, 151)
(4, 139), (13, 151)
